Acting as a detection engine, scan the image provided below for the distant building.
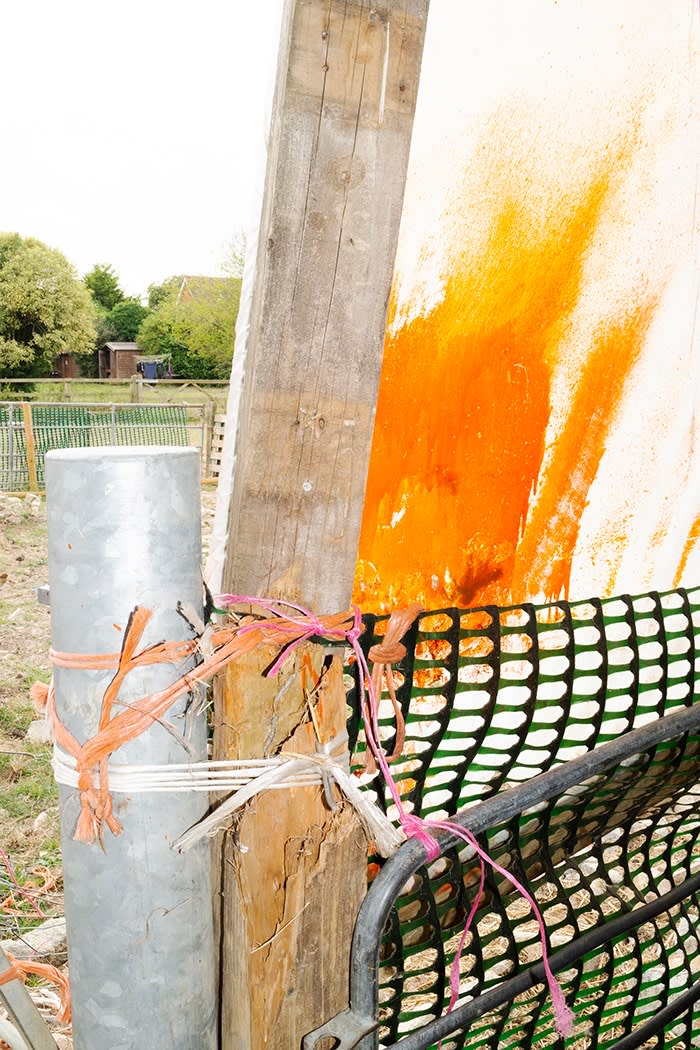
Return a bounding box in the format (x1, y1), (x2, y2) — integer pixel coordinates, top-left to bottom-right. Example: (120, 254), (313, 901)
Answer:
(54, 353), (80, 379)
(98, 342), (142, 379)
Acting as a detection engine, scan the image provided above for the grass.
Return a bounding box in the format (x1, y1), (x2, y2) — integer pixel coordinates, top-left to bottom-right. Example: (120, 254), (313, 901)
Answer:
(0, 378), (230, 412)
(0, 497), (62, 939)
(0, 746), (57, 820)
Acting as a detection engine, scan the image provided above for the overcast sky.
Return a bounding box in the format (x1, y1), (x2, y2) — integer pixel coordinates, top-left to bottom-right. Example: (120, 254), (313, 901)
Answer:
(0, 0), (284, 298)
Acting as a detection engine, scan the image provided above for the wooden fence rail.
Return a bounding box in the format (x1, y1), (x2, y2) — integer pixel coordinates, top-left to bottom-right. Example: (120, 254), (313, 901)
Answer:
(0, 377), (230, 410)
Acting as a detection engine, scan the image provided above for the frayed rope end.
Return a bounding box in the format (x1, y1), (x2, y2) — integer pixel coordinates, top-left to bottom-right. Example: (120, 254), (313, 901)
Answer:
(30, 680), (49, 711)
(550, 978), (574, 1039)
(73, 794), (123, 845)
(73, 805), (99, 844)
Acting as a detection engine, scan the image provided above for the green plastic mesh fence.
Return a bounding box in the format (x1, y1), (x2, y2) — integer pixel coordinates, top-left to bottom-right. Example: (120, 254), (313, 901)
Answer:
(88, 405), (189, 447)
(30, 406), (91, 485)
(346, 586), (700, 1049)
(0, 403), (191, 489)
(0, 404), (27, 489)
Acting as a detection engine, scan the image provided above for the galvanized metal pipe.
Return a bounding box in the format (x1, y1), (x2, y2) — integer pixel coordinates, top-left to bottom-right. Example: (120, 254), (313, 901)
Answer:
(45, 447), (217, 1050)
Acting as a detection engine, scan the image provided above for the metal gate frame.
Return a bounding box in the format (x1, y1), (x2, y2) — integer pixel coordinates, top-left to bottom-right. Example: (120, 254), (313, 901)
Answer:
(305, 700), (700, 1050)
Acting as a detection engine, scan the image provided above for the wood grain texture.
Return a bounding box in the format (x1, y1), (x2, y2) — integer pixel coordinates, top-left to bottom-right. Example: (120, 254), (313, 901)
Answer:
(216, 647), (368, 1049)
(215, 1), (428, 1044)
(221, 0), (429, 613)
(21, 402), (38, 492)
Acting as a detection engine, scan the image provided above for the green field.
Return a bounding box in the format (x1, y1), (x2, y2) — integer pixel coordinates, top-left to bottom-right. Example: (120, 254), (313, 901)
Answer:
(0, 378), (229, 412)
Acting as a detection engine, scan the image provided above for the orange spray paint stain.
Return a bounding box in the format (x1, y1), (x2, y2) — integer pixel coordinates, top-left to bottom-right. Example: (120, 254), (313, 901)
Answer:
(674, 514), (700, 588)
(512, 299), (659, 602)
(354, 133), (656, 612)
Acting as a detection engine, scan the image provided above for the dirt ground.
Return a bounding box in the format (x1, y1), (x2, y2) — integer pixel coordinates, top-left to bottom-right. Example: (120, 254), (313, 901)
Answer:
(0, 495), (56, 878)
(0, 488), (217, 1045)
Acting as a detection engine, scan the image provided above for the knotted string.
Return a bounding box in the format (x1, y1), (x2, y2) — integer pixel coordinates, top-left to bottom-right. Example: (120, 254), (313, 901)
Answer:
(36, 603), (356, 845)
(360, 602), (423, 773)
(216, 596), (574, 1038)
(38, 592), (573, 1035)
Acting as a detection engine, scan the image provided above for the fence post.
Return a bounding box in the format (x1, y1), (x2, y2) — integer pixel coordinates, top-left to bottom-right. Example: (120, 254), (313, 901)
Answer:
(7, 403), (15, 491)
(202, 401), (215, 477)
(212, 0), (430, 1044)
(62, 380), (71, 402)
(130, 374), (143, 403)
(45, 447), (217, 1050)
(20, 402), (38, 492)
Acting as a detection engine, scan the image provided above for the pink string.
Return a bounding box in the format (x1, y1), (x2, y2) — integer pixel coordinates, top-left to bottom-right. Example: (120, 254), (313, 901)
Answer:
(216, 595), (574, 1038)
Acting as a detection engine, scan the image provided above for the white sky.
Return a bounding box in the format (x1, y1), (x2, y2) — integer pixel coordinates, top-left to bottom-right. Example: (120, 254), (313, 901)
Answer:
(0, 0), (284, 299)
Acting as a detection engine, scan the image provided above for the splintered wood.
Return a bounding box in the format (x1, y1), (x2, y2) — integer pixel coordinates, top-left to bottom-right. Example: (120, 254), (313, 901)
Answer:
(215, 645), (367, 1048)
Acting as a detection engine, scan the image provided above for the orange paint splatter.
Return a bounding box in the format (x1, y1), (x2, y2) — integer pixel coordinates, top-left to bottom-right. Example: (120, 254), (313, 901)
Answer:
(512, 300), (658, 601)
(674, 513), (700, 587)
(353, 127), (658, 612)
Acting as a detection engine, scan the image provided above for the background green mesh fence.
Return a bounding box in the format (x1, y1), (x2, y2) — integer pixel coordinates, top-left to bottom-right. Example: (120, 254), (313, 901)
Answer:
(0, 403), (191, 489)
(88, 405), (189, 447)
(0, 404), (27, 489)
(30, 406), (91, 485)
(346, 586), (700, 1048)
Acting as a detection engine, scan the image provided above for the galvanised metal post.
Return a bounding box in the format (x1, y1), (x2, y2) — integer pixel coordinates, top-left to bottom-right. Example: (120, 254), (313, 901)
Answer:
(45, 447), (217, 1050)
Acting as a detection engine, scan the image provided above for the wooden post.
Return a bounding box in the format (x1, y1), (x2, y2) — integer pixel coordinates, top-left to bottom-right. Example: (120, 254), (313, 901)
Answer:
(21, 402), (38, 493)
(215, 645), (369, 1049)
(203, 399), (216, 478)
(129, 374), (143, 403)
(215, 1), (429, 1047)
(218, 0), (429, 611)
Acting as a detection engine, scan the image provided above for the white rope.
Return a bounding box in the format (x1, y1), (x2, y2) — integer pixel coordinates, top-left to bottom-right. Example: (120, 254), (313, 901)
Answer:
(52, 750), (333, 793)
(51, 732), (405, 858)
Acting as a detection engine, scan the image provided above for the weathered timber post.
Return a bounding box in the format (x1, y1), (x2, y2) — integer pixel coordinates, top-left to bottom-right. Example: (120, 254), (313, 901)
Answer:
(20, 403), (38, 493)
(45, 448), (217, 1050)
(202, 400), (216, 478)
(212, 1), (429, 1046)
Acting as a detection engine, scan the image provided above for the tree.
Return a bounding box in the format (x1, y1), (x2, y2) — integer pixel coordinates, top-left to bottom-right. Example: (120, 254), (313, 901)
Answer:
(80, 264), (150, 374)
(147, 276), (181, 310)
(107, 298), (150, 341)
(136, 308), (189, 374)
(221, 232), (247, 279)
(138, 275), (240, 378)
(0, 233), (97, 376)
(84, 264), (124, 311)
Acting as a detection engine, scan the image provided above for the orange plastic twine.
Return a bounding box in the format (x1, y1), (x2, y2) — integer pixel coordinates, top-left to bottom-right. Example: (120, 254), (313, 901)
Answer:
(35, 597), (573, 1034)
(362, 602), (423, 772)
(0, 965), (21, 988)
(0, 952), (71, 1025)
(34, 604), (358, 845)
